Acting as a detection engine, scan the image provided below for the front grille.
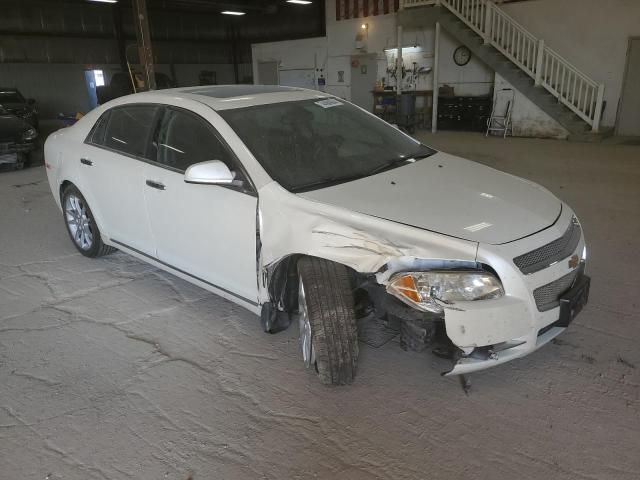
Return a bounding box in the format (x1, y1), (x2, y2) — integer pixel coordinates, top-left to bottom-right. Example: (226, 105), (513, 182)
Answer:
(514, 217), (581, 274)
(533, 269), (579, 312)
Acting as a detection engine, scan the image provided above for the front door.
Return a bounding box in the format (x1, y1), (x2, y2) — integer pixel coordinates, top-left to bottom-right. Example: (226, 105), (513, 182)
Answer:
(142, 106), (258, 306)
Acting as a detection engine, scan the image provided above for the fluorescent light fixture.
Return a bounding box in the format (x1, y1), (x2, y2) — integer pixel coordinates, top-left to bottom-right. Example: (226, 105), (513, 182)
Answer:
(88, 0), (118, 3)
(221, 10), (245, 15)
(384, 46), (423, 54)
(287, 0), (312, 4)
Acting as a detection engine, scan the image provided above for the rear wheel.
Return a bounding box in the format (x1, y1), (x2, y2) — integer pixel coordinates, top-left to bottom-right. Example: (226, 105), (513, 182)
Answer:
(297, 257), (359, 385)
(62, 185), (116, 258)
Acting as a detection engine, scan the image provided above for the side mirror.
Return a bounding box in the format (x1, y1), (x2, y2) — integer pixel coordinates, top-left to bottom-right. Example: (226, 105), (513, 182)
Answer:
(27, 98), (36, 105)
(184, 160), (235, 185)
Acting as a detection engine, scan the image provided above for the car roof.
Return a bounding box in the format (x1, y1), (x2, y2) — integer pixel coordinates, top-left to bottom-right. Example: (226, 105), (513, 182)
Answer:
(128, 85), (331, 111)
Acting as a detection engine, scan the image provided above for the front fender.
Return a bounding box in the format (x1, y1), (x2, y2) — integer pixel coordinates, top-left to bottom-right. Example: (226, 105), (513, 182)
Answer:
(257, 182), (478, 302)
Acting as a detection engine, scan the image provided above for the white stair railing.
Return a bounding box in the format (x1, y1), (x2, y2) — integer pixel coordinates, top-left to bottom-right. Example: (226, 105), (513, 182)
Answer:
(401, 0), (605, 131)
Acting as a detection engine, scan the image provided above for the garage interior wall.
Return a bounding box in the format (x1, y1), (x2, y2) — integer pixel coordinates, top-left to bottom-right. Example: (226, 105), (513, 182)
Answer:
(251, 37), (328, 88)
(252, 0), (639, 137)
(253, 2), (494, 103)
(0, 63), (252, 118)
(0, 0), (323, 118)
(501, 0), (640, 129)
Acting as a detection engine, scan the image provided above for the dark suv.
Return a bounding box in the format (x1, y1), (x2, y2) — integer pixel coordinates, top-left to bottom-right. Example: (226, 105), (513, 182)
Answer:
(0, 89), (38, 170)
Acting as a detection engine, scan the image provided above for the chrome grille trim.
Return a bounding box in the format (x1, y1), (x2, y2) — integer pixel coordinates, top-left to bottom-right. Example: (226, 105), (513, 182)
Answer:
(533, 269), (579, 312)
(513, 217), (581, 274)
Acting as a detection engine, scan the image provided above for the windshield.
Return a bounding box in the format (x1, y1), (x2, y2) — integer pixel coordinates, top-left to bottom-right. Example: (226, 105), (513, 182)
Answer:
(0, 90), (25, 104)
(219, 98), (435, 192)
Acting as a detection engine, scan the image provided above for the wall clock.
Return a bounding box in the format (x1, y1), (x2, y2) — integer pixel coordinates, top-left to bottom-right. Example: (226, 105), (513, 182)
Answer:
(453, 46), (472, 66)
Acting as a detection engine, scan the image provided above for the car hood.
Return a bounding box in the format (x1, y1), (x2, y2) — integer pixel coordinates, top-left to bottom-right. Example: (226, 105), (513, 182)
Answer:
(298, 152), (561, 245)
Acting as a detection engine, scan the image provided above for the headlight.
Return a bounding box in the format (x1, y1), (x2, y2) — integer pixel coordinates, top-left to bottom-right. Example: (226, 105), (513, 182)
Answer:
(22, 128), (37, 141)
(387, 270), (504, 313)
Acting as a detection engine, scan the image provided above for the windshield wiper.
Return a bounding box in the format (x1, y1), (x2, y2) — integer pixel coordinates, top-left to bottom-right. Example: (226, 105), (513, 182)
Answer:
(367, 151), (435, 177)
(290, 174), (364, 193)
(291, 151), (436, 193)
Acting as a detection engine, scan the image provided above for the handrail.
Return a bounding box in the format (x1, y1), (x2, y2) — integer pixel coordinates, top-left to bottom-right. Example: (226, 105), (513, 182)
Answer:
(400, 0), (437, 7)
(403, 0), (605, 131)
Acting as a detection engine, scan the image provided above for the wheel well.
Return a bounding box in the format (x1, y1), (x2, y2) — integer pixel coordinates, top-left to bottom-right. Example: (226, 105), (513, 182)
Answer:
(267, 254), (359, 312)
(59, 180), (73, 202)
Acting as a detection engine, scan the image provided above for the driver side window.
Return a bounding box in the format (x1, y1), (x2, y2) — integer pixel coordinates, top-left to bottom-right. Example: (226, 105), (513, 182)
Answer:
(154, 108), (235, 173)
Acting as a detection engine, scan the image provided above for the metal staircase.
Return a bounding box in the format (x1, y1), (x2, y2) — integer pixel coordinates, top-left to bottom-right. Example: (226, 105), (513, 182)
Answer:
(401, 0), (609, 140)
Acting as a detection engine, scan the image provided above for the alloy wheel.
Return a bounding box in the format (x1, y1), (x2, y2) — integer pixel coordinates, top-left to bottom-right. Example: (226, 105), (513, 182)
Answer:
(64, 194), (93, 250)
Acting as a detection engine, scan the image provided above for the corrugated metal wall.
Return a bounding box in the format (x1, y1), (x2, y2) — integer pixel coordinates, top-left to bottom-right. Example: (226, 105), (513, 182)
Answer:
(0, 63), (252, 117)
(0, 1), (243, 64)
(0, 0), (322, 116)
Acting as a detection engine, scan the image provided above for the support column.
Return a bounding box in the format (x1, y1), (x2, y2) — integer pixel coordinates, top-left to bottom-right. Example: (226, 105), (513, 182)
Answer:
(396, 25), (403, 95)
(592, 83), (605, 133)
(432, 21), (440, 133)
(231, 25), (240, 84)
(131, 0), (156, 91)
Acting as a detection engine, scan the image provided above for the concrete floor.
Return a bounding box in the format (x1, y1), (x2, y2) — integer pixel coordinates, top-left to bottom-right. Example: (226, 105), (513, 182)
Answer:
(1, 131), (639, 479)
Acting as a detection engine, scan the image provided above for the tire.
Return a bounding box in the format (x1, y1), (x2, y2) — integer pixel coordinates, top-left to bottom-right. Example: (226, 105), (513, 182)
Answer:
(297, 257), (359, 385)
(61, 184), (116, 258)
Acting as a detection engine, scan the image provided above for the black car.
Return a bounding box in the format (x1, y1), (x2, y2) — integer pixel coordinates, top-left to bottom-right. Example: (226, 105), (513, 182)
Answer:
(0, 105), (38, 170)
(0, 88), (38, 129)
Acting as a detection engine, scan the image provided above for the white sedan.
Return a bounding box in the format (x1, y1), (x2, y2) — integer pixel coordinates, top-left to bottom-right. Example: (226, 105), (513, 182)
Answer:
(44, 85), (590, 384)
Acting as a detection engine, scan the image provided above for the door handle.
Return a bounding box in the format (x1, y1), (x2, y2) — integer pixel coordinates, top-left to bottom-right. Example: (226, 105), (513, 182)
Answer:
(146, 180), (166, 191)
(80, 157), (93, 166)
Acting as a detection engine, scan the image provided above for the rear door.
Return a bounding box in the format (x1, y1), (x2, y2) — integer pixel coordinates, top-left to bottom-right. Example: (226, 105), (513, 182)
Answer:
(142, 106), (258, 306)
(81, 104), (160, 255)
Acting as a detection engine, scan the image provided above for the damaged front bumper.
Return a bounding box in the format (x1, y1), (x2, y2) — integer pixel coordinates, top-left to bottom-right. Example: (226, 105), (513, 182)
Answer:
(0, 141), (35, 165)
(372, 207), (589, 376)
(444, 269), (590, 375)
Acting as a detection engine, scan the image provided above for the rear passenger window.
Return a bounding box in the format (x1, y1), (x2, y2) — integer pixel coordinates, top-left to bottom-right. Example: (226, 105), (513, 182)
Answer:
(104, 105), (158, 158)
(154, 108), (235, 172)
(87, 112), (110, 145)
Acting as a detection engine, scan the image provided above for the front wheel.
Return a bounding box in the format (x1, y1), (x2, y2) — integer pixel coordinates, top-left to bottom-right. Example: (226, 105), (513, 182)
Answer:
(297, 257), (359, 385)
(61, 185), (116, 258)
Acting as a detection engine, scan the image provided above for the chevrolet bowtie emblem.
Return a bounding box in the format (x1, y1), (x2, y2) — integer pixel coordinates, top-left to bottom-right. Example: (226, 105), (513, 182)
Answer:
(568, 254), (580, 269)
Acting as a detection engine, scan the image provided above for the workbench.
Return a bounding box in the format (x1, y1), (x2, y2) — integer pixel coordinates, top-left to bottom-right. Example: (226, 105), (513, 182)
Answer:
(372, 89), (434, 129)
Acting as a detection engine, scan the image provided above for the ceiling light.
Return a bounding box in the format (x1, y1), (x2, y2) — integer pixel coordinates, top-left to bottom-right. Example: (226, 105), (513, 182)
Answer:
(221, 10), (245, 15)
(88, 0), (118, 3)
(287, 0), (312, 4)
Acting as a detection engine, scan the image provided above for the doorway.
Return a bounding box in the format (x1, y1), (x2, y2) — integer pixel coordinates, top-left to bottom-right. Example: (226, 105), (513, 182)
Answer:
(257, 61), (279, 85)
(617, 37), (640, 136)
(350, 54), (377, 111)
(84, 69), (104, 110)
